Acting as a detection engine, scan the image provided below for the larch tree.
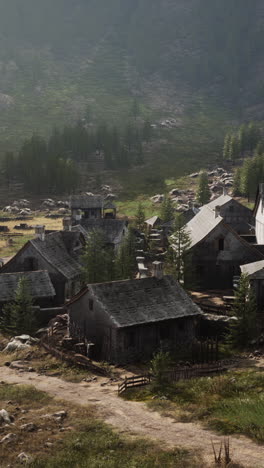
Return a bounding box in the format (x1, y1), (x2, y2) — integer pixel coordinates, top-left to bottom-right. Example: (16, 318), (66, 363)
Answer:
(197, 171), (211, 205)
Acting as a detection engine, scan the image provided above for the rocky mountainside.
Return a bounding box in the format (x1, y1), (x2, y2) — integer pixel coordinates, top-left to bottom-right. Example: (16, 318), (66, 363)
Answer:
(0, 1), (264, 149)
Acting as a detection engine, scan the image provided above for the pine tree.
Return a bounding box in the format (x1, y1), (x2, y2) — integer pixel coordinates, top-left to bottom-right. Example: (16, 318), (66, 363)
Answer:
(160, 196), (175, 223)
(223, 133), (231, 160)
(166, 214), (191, 284)
(0, 277), (36, 336)
(233, 168), (242, 196)
(135, 203), (146, 232)
(115, 227), (137, 280)
(197, 171), (211, 205)
(82, 229), (115, 284)
(229, 274), (257, 348)
(229, 134), (240, 161)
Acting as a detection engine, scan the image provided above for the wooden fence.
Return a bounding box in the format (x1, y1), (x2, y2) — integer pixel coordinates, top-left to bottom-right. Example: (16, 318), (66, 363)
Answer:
(41, 341), (108, 376)
(118, 362), (225, 395)
(118, 374), (152, 395)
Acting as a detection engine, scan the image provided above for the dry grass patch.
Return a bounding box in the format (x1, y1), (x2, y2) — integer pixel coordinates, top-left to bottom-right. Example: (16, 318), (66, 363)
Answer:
(0, 213), (63, 257)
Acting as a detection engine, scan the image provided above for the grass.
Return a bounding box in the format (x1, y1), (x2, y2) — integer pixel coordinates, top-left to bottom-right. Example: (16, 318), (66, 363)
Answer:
(0, 381), (203, 468)
(0, 383), (51, 406)
(0, 212), (63, 257)
(123, 370), (264, 443)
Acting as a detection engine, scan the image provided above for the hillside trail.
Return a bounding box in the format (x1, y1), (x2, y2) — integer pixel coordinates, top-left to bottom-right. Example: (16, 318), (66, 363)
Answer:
(0, 366), (263, 468)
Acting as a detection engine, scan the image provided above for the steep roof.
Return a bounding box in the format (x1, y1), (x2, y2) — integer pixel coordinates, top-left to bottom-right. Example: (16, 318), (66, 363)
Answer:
(0, 270), (55, 302)
(145, 216), (161, 227)
(185, 206), (223, 248)
(79, 219), (127, 245)
(30, 232), (82, 280)
(87, 275), (201, 328)
(205, 194), (233, 211)
(70, 194), (103, 210)
(241, 260), (264, 276)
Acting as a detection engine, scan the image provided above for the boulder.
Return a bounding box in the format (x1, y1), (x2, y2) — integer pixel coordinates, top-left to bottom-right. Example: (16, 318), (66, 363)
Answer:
(0, 409), (11, 425)
(189, 172), (199, 178)
(150, 194), (164, 204)
(169, 188), (181, 196)
(105, 193), (117, 201)
(4, 340), (30, 353)
(3, 335), (38, 353)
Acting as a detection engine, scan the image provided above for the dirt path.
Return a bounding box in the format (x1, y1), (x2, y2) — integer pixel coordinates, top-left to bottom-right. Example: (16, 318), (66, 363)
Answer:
(0, 366), (263, 468)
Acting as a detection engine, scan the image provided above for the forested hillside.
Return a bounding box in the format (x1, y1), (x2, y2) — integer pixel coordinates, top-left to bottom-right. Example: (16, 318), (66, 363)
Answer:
(0, 1), (264, 158)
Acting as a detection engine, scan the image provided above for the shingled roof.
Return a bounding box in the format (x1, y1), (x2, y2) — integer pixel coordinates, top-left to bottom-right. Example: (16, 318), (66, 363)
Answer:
(205, 194), (233, 211)
(185, 206), (223, 248)
(70, 194), (103, 210)
(30, 232), (82, 280)
(0, 271), (55, 302)
(79, 219), (127, 245)
(87, 275), (201, 328)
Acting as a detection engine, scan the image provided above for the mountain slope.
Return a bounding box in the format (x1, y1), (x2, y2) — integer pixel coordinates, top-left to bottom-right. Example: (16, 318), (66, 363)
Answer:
(0, 1), (264, 150)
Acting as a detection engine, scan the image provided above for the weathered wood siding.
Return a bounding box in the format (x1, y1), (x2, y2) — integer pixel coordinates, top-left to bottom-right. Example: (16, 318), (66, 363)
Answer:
(187, 224), (262, 290)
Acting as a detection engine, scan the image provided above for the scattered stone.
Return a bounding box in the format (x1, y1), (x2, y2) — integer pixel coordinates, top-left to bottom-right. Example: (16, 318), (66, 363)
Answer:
(17, 452), (33, 464)
(0, 433), (17, 444)
(189, 172), (199, 178)
(20, 423), (37, 432)
(45, 442), (53, 448)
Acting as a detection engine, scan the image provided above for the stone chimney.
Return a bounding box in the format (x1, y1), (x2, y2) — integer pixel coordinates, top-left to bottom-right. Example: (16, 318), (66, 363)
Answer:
(63, 217), (72, 232)
(35, 225), (45, 241)
(222, 186), (227, 196)
(153, 261), (164, 280)
(215, 205), (221, 218)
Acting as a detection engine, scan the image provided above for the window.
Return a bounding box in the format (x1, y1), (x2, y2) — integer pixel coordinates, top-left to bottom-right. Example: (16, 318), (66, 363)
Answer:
(89, 299), (94, 311)
(229, 206), (234, 213)
(218, 238), (225, 251)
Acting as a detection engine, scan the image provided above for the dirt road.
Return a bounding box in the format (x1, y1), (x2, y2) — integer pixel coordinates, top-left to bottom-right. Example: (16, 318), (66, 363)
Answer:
(0, 366), (263, 468)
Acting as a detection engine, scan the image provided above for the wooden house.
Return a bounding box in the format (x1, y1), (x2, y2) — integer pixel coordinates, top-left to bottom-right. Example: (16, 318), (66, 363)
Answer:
(241, 260), (264, 312)
(0, 270), (55, 311)
(182, 202), (263, 290)
(0, 227), (84, 305)
(205, 194), (254, 235)
(67, 265), (201, 364)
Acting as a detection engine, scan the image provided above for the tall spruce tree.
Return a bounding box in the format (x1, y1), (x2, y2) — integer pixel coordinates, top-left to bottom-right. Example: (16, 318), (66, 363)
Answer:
(0, 277), (36, 336)
(115, 227), (137, 280)
(229, 274), (257, 348)
(82, 229), (115, 284)
(197, 171), (211, 205)
(223, 133), (231, 160)
(160, 196), (175, 223)
(135, 203), (146, 232)
(166, 214), (191, 284)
